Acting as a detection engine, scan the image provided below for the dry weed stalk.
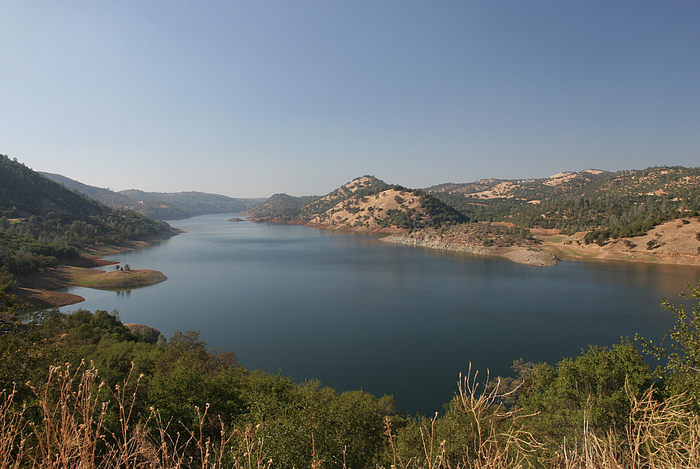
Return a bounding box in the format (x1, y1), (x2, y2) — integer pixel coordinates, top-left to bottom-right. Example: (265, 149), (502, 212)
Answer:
(0, 384), (27, 469)
(419, 413), (446, 469)
(560, 381), (700, 469)
(0, 362), (273, 468)
(26, 361), (108, 468)
(382, 363), (542, 469)
(454, 363), (542, 469)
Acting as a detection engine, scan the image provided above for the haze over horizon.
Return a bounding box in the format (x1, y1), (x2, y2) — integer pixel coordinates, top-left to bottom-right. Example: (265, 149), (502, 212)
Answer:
(2, 1), (699, 198)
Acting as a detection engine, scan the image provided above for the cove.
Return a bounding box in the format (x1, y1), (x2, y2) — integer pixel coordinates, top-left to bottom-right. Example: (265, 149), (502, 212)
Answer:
(63, 214), (700, 415)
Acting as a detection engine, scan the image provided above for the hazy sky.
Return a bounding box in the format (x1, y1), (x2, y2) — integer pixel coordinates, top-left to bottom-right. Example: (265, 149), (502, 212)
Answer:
(1, 1), (699, 197)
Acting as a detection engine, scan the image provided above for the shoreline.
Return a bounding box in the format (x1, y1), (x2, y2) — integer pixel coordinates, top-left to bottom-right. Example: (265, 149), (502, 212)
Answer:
(251, 216), (700, 268)
(12, 235), (175, 310)
(381, 233), (559, 267)
(539, 240), (700, 267)
(248, 217), (407, 234)
(251, 218), (558, 266)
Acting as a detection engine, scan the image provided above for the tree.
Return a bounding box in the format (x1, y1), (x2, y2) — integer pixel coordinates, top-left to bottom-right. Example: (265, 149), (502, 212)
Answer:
(637, 281), (700, 407)
(516, 341), (652, 442)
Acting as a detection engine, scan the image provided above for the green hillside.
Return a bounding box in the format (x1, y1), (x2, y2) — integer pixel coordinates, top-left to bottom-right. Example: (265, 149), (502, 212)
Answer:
(246, 193), (321, 220)
(0, 155), (174, 276)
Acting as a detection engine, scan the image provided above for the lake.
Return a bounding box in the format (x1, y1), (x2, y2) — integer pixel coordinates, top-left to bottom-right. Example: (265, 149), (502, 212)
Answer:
(63, 214), (700, 415)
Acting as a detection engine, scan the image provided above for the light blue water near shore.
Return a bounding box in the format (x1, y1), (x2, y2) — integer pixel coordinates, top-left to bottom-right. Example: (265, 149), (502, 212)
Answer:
(63, 214), (700, 415)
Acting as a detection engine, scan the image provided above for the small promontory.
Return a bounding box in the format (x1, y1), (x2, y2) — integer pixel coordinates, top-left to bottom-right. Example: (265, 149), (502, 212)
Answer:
(64, 266), (168, 289)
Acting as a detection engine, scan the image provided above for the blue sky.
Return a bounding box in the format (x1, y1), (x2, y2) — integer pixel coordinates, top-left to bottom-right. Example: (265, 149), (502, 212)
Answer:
(1, 1), (698, 197)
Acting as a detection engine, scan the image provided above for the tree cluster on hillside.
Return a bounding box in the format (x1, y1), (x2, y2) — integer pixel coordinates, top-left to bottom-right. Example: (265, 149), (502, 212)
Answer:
(299, 176), (394, 219)
(0, 155), (174, 277)
(246, 193), (321, 220)
(1, 282), (699, 468)
(431, 167), (699, 243)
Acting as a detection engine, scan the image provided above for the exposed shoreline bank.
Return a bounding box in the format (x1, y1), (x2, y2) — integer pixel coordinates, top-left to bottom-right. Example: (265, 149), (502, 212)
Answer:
(251, 218), (558, 266)
(248, 217), (406, 234)
(251, 217), (700, 268)
(13, 236), (174, 310)
(534, 218), (700, 268)
(381, 233), (559, 267)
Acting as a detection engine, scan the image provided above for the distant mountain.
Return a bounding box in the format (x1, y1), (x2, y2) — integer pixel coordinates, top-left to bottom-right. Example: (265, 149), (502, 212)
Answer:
(40, 172), (135, 208)
(248, 176), (465, 230)
(40, 172), (264, 220)
(426, 167), (700, 239)
(0, 155), (174, 276)
(424, 169), (614, 201)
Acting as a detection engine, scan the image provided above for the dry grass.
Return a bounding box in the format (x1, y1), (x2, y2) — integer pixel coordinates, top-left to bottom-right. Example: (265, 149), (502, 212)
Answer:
(556, 383), (700, 468)
(0, 362), (271, 469)
(1, 363), (698, 468)
(382, 366), (699, 469)
(384, 364), (543, 469)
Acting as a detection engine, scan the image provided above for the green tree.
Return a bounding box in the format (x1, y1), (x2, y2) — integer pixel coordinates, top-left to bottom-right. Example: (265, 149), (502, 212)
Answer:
(637, 281), (700, 408)
(517, 341), (652, 444)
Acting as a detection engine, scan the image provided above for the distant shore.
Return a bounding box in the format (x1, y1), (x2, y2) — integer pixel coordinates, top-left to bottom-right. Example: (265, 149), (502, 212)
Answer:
(248, 217), (406, 234)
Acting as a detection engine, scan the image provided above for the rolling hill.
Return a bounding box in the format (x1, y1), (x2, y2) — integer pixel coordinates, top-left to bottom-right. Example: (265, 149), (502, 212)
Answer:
(426, 166), (700, 241)
(40, 172), (264, 220)
(247, 176), (466, 231)
(245, 193), (321, 220)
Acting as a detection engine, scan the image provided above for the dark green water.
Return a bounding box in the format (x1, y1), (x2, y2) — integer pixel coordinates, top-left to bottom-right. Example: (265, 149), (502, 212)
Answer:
(64, 214), (700, 415)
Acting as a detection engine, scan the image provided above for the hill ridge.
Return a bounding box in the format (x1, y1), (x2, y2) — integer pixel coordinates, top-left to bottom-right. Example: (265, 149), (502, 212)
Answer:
(40, 172), (264, 220)
(248, 175), (465, 231)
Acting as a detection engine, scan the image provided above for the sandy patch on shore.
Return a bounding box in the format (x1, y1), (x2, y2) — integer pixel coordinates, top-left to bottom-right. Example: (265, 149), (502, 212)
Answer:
(538, 217), (700, 266)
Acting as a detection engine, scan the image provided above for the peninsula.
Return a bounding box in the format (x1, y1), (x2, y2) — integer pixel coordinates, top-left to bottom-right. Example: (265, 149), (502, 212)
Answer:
(0, 155), (176, 309)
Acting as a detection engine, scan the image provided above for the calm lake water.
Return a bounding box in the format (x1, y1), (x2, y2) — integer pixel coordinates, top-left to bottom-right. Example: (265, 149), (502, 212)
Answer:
(63, 214), (700, 415)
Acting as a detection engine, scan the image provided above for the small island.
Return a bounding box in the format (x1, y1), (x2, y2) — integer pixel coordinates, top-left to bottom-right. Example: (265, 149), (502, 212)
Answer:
(228, 217), (244, 222)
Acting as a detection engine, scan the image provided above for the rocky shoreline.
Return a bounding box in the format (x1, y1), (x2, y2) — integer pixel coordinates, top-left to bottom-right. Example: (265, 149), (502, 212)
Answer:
(381, 233), (559, 267)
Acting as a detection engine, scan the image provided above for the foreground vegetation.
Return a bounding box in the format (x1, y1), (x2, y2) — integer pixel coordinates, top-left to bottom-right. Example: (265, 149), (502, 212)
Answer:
(1, 281), (699, 468)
